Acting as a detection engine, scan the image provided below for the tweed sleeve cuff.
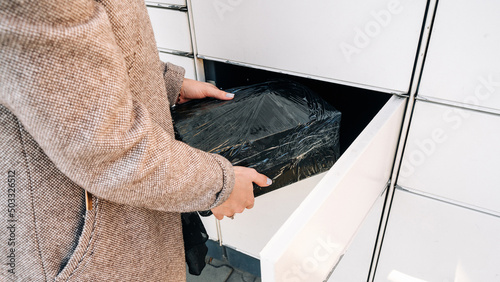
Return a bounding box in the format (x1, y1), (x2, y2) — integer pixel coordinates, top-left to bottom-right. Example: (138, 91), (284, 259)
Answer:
(209, 154), (235, 209)
(163, 62), (185, 106)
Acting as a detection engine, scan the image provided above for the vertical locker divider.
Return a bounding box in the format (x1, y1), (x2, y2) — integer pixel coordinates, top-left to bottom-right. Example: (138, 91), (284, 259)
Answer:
(186, 0), (204, 81)
(367, 0), (439, 280)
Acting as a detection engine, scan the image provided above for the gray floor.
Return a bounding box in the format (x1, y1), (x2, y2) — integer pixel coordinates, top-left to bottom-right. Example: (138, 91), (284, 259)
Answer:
(187, 258), (261, 282)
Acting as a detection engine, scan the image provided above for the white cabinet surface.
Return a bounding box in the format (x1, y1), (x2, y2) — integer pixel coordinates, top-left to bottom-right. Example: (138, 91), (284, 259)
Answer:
(375, 189), (500, 282)
(419, 0), (500, 112)
(398, 101), (500, 215)
(146, 7), (192, 53)
(191, 0), (427, 94)
(258, 96), (406, 281)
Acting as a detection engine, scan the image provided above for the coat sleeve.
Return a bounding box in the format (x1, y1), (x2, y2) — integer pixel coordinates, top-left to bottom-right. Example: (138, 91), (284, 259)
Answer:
(162, 62), (184, 106)
(0, 0), (234, 212)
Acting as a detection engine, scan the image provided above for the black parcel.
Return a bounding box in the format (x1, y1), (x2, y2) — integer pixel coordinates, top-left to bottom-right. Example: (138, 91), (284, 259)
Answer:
(171, 80), (342, 197)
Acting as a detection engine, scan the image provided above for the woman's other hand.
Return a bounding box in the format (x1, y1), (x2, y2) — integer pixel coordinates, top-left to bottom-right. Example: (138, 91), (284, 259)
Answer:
(211, 166), (272, 220)
(178, 78), (234, 104)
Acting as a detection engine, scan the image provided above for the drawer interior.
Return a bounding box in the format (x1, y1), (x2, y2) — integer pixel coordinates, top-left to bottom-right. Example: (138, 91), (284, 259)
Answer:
(204, 60), (392, 154)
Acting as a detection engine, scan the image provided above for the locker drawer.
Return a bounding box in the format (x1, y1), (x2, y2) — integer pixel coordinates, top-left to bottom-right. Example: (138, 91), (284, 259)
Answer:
(158, 52), (196, 80)
(327, 191), (386, 282)
(190, 0), (427, 93)
(146, 7), (192, 53)
(375, 189), (500, 281)
(202, 94), (406, 281)
(419, 0), (500, 112)
(398, 101), (500, 215)
(260, 95), (405, 281)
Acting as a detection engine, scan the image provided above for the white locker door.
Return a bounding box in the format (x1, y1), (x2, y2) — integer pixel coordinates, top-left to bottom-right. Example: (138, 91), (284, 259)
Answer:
(260, 96), (406, 282)
(398, 101), (500, 215)
(418, 0), (500, 112)
(375, 189), (500, 281)
(146, 7), (192, 53)
(190, 0), (427, 94)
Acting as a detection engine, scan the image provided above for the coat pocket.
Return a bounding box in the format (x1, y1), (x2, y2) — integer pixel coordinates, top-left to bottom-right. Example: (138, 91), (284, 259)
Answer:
(54, 195), (101, 282)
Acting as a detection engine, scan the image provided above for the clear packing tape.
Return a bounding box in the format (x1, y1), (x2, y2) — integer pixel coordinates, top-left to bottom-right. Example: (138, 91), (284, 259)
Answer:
(172, 80), (341, 197)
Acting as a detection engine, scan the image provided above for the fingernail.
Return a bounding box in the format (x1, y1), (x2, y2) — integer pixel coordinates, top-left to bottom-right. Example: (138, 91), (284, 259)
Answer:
(267, 178), (273, 185)
(226, 93), (235, 98)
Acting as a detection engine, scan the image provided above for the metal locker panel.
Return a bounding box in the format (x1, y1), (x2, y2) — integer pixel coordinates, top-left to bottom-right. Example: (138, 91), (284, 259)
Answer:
(398, 101), (500, 215)
(418, 0), (500, 112)
(190, 0), (427, 94)
(375, 189), (500, 282)
(260, 96), (406, 282)
(147, 7), (192, 53)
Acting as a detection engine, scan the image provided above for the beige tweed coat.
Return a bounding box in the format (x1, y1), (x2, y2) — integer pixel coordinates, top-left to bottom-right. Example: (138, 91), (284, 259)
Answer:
(0, 0), (235, 281)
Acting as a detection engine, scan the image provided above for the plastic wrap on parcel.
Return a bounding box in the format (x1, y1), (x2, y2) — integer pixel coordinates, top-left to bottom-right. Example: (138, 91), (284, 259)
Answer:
(171, 80), (341, 197)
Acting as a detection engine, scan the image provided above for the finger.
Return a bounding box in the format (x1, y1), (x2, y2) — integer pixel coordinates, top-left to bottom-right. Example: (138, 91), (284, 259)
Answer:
(206, 86), (234, 101)
(212, 211), (224, 220)
(211, 207), (225, 220)
(246, 196), (255, 209)
(253, 172), (273, 187)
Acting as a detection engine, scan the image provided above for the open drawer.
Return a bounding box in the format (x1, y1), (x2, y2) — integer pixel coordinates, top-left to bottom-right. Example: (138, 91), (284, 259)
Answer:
(198, 63), (407, 281)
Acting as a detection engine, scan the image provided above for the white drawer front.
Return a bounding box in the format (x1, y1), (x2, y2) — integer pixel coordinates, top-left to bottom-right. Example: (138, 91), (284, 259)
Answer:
(191, 0), (426, 93)
(147, 7), (192, 53)
(376, 189), (500, 282)
(328, 191), (385, 282)
(158, 52), (196, 79)
(419, 0), (500, 112)
(398, 101), (500, 215)
(260, 96), (406, 281)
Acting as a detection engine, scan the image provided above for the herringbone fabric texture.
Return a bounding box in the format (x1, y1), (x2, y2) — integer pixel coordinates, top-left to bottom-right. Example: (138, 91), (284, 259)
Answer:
(0, 0), (235, 280)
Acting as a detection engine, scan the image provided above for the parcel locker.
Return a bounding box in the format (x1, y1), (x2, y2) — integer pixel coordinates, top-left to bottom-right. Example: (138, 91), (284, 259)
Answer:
(188, 0), (431, 280)
(146, 0), (442, 281)
(373, 0), (500, 281)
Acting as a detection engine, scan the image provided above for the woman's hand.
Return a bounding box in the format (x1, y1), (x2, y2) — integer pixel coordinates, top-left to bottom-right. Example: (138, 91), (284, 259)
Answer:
(211, 166), (272, 220)
(178, 78), (234, 104)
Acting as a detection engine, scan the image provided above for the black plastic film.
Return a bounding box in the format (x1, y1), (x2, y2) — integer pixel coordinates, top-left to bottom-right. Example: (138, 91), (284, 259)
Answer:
(172, 80), (341, 197)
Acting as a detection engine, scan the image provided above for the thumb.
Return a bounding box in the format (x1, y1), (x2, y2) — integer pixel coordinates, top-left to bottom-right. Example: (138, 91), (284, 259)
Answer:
(253, 172), (273, 187)
(206, 84), (235, 101)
